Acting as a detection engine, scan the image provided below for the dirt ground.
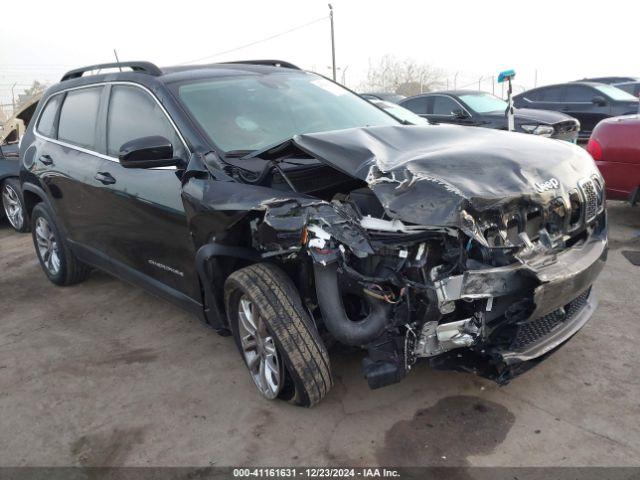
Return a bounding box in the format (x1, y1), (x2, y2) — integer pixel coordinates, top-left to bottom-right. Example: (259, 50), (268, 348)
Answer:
(0, 201), (639, 467)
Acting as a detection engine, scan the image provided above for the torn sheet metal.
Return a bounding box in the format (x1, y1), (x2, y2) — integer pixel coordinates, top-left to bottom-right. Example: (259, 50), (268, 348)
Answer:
(288, 124), (600, 227)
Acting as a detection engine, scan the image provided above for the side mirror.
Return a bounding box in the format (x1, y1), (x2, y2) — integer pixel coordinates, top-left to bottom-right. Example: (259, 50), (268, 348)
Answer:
(452, 108), (470, 119)
(119, 136), (182, 169)
(592, 96), (607, 107)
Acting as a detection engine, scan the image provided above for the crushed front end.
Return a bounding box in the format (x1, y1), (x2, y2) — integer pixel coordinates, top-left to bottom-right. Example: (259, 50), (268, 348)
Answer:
(239, 126), (608, 389)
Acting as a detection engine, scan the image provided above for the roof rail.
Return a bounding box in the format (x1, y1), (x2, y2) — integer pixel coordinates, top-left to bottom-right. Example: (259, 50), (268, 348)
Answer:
(60, 61), (162, 81)
(220, 59), (301, 70)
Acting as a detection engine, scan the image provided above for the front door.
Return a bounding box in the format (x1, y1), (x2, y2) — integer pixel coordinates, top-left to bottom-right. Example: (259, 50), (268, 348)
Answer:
(96, 84), (200, 300)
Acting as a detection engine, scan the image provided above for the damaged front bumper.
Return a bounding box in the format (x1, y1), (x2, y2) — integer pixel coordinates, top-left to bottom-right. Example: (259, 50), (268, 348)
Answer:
(428, 225), (607, 383)
(434, 225), (606, 319)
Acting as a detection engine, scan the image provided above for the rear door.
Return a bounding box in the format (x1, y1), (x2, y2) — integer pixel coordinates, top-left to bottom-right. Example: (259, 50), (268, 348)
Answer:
(95, 83), (199, 299)
(36, 86), (109, 251)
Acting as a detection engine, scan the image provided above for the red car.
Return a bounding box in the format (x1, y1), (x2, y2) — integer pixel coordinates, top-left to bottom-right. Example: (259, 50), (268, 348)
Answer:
(588, 114), (640, 203)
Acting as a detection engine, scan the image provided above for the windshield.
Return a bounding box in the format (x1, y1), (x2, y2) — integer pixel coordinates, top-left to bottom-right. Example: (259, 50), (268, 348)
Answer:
(176, 72), (399, 153)
(594, 84), (639, 102)
(458, 93), (508, 113)
(373, 100), (429, 125)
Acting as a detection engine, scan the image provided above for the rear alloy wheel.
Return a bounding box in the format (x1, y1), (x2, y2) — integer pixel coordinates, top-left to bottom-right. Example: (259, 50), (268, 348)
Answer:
(34, 216), (61, 276)
(30, 203), (91, 286)
(2, 179), (28, 232)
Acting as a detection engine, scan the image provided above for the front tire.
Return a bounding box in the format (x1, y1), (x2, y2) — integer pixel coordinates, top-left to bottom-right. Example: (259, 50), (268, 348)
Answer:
(225, 263), (333, 407)
(1, 178), (28, 232)
(30, 203), (91, 286)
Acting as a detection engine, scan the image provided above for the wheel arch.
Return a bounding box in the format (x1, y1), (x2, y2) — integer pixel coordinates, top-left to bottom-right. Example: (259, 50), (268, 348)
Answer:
(20, 182), (51, 218)
(195, 242), (263, 333)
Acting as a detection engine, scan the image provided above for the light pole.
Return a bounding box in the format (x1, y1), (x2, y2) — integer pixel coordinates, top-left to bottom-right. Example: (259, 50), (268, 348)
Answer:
(328, 4), (336, 81)
(341, 65), (349, 86)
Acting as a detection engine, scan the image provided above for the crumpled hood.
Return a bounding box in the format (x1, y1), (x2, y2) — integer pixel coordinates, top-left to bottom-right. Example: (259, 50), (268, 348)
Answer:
(292, 125), (599, 227)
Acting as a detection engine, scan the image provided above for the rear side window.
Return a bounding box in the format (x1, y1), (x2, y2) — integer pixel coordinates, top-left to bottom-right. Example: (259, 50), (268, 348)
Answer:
(401, 97), (428, 114)
(36, 95), (62, 138)
(107, 85), (186, 158)
(536, 86), (564, 102)
(58, 87), (103, 149)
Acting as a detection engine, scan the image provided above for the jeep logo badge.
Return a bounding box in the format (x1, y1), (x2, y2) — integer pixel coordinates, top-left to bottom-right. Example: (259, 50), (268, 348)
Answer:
(534, 178), (560, 193)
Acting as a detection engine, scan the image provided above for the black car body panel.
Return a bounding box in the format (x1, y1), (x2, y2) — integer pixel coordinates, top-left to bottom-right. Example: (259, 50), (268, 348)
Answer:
(514, 82), (640, 139)
(400, 91), (579, 142)
(0, 143), (21, 181)
(20, 61), (608, 394)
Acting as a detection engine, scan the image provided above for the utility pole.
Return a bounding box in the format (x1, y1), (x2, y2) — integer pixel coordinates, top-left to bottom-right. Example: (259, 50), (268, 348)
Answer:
(328, 4), (336, 81)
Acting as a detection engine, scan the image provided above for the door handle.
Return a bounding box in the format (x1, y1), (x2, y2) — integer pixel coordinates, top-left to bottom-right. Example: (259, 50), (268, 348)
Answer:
(39, 154), (54, 166)
(95, 172), (116, 185)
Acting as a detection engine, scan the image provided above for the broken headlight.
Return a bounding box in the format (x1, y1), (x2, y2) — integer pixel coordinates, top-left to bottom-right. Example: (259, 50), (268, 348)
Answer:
(521, 124), (554, 137)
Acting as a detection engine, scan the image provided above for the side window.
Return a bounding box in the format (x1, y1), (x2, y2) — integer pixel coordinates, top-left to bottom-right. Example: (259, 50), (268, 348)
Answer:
(58, 87), (103, 149)
(538, 86), (564, 102)
(523, 89), (542, 101)
(400, 97), (428, 115)
(564, 86), (594, 102)
(4, 129), (19, 144)
(36, 94), (63, 138)
(107, 85), (186, 158)
(432, 96), (459, 116)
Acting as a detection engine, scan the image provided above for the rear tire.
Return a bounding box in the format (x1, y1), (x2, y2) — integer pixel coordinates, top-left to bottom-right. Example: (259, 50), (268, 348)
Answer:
(30, 203), (91, 286)
(225, 263), (333, 407)
(1, 178), (28, 232)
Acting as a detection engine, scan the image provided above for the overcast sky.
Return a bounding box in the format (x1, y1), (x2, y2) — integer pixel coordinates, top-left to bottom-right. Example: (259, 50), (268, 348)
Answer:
(1, 0), (638, 106)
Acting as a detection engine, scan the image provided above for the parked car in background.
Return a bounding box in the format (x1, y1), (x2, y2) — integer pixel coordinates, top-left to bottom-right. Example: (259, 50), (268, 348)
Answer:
(360, 92), (406, 103)
(1, 94), (41, 232)
(613, 81), (640, 98)
(587, 115), (640, 204)
(400, 91), (579, 142)
(19, 60), (606, 406)
(514, 82), (639, 141)
(369, 98), (429, 125)
(578, 76), (638, 85)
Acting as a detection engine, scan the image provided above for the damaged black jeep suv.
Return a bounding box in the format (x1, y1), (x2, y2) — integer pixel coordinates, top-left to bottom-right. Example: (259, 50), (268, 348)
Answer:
(20, 60), (607, 406)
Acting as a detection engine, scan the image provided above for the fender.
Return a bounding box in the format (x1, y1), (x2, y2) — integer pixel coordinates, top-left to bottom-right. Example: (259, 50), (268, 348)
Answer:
(195, 242), (262, 334)
(19, 182), (61, 229)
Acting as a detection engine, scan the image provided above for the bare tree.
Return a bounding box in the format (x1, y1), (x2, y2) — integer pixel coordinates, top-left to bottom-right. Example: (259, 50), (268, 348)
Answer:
(360, 55), (445, 96)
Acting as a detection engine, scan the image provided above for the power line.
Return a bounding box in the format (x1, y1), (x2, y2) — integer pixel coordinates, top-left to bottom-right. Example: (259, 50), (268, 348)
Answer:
(179, 15), (328, 65)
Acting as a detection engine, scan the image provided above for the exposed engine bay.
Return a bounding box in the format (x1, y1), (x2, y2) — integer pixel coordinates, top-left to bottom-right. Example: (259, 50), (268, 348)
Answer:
(191, 125), (608, 389)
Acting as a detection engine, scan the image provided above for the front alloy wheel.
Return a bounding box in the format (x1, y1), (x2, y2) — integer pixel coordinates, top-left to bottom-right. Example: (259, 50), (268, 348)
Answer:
(2, 181), (26, 232)
(237, 295), (284, 399)
(34, 216), (61, 275)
